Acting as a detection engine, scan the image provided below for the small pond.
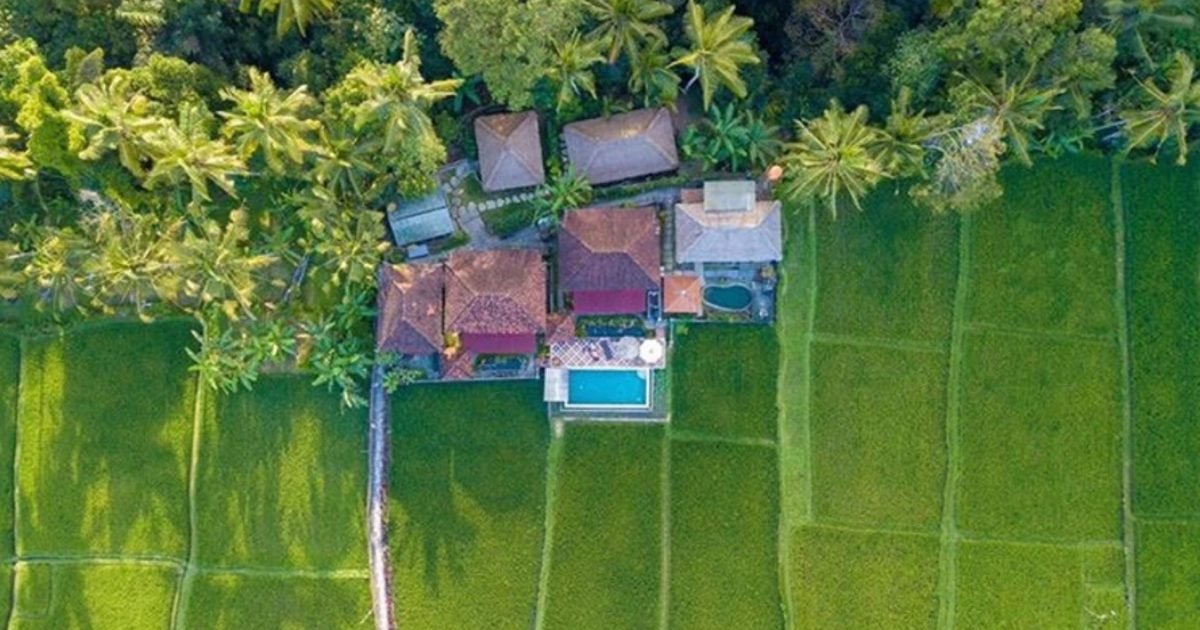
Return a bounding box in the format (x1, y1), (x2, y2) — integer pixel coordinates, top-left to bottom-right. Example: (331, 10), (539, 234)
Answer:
(703, 283), (753, 311)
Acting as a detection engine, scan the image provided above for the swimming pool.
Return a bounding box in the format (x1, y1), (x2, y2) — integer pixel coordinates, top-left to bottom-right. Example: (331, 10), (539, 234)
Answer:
(566, 369), (651, 409)
(704, 283), (753, 311)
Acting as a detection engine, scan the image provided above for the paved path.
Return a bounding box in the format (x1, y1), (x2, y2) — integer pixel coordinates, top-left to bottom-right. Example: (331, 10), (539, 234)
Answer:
(367, 365), (394, 630)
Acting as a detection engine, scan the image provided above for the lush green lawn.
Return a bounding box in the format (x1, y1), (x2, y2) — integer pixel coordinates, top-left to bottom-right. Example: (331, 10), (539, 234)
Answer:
(185, 573), (372, 629)
(196, 376), (368, 571)
(954, 541), (1087, 629)
(671, 325), (778, 440)
(1123, 161), (1200, 518)
(389, 381), (548, 630)
(814, 189), (959, 343)
(810, 343), (947, 530)
(791, 525), (940, 629)
(0, 334), (19, 561)
(669, 441), (780, 630)
(10, 562), (179, 629)
(968, 156), (1116, 336)
(544, 424), (662, 630)
(1136, 520), (1200, 628)
(958, 332), (1122, 542)
(16, 321), (196, 558)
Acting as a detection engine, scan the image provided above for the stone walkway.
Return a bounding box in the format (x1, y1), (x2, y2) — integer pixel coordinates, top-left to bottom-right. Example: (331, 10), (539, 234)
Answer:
(439, 160), (544, 250)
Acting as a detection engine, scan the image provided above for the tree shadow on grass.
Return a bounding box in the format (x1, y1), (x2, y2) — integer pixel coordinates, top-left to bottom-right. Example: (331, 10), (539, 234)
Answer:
(389, 381), (548, 598)
(18, 321), (197, 560)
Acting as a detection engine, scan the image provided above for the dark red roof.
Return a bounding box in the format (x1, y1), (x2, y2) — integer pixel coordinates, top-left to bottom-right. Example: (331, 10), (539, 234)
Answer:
(445, 249), (547, 337)
(461, 333), (537, 354)
(560, 207), (661, 294)
(571, 290), (647, 315)
(376, 264), (443, 355)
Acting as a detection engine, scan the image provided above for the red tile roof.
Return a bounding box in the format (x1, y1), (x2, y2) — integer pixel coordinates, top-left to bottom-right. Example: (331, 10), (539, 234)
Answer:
(663, 273), (703, 315)
(560, 207), (661, 297)
(475, 111), (545, 191)
(376, 264), (444, 355)
(444, 249), (547, 338)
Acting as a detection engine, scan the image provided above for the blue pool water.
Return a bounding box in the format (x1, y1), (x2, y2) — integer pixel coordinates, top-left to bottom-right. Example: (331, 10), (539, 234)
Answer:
(567, 369), (650, 408)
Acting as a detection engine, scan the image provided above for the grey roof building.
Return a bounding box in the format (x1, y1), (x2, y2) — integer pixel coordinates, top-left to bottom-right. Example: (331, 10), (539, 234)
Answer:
(387, 189), (455, 247)
(563, 108), (678, 185)
(675, 181), (783, 264)
(475, 111), (545, 192)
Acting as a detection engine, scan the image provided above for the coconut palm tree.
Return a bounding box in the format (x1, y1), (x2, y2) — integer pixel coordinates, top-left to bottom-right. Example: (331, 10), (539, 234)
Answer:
(167, 209), (277, 319)
(584, 0), (672, 63)
(22, 227), (90, 314)
(0, 127), (32, 180)
(878, 87), (951, 178)
(547, 33), (605, 112)
(63, 75), (165, 178)
(79, 206), (179, 319)
(1121, 51), (1200, 164)
(628, 42), (680, 107)
(309, 124), (378, 200)
(670, 1), (760, 110)
(296, 185), (389, 290)
(954, 68), (1064, 166)
(219, 69), (322, 174)
(346, 30), (460, 153)
(239, 0), (334, 38)
(781, 102), (889, 219)
(145, 105), (246, 205)
(1104, 0), (1195, 67)
(534, 165), (593, 226)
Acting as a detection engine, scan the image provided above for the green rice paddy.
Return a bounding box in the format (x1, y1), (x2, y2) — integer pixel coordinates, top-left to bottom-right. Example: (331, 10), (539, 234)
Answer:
(0, 155), (1193, 627)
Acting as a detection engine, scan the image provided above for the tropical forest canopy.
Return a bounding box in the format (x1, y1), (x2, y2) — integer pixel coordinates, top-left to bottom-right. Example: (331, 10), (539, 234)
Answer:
(0, 0), (1196, 405)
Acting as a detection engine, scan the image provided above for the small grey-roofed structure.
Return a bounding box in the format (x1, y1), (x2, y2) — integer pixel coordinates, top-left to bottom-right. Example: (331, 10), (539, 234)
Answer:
(475, 111), (545, 192)
(387, 189), (455, 247)
(563, 108), (679, 185)
(675, 181), (783, 264)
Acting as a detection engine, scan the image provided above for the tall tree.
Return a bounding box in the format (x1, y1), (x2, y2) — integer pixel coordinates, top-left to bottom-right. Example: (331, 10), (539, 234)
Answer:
(63, 75), (165, 178)
(671, 1), (761, 109)
(1104, 0), (1196, 67)
(219, 69), (322, 174)
(780, 102), (888, 218)
(952, 68), (1064, 166)
(239, 0), (335, 38)
(144, 105), (246, 205)
(0, 127), (32, 180)
(166, 209), (277, 319)
(1121, 51), (1200, 164)
(547, 33), (604, 111)
(583, 0), (672, 63)
(628, 42), (680, 107)
(79, 205), (178, 319)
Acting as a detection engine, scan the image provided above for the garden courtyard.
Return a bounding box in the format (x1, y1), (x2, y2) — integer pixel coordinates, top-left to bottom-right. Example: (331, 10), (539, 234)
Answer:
(0, 155), (1195, 627)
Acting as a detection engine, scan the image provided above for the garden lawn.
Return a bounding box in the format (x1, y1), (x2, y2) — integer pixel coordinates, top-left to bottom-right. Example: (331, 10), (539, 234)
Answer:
(16, 321), (196, 558)
(954, 541), (1085, 629)
(814, 188), (958, 343)
(0, 334), (19, 559)
(389, 381), (548, 630)
(184, 573), (371, 629)
(669, 441), (780, 630)
(196, 375), (368, 571)
(790, 525), (940, 629)
(671, 325), (778, 440)
(968, 156), (1116, 336)
(810, 343), (946, 530)
(957, 332), (1122, 542)
(544, 424), (663, 630)
(9, 562), (179, 628)
(1136, 519), (1200, 628)
(1123, 161), (1200, 517)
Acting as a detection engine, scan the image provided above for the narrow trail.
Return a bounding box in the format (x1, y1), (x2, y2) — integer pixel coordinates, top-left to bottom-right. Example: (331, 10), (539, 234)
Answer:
(658, 427), (672, 630)
(533, 429), (564, 630)
(1110, 159), (1137, 630)
(6, 337), (26, 630)
(935, 213), (973, 630)
(367, 365), (395, 630)
(169, 377), (205, 630)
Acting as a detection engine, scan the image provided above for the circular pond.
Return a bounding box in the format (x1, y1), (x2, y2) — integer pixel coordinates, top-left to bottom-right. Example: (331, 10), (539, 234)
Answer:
(703, 283), (753, 311)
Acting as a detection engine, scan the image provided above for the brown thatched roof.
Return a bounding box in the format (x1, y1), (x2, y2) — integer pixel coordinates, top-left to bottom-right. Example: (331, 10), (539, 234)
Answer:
(563, 108), (678, 185)
(559, 206), (661, 293)
(475, 111), (545, 192)
(444, 249), (547, 336)
(376, 263), (444, 355)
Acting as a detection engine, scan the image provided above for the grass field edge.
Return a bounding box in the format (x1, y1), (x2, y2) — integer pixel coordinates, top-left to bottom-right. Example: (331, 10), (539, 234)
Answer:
(5, 335), (23, 629)
(1111, 158), (1137, 630)
(659, 424), (671, 630)
(169, 376), (206, 630)
(532, 427), (563, 630)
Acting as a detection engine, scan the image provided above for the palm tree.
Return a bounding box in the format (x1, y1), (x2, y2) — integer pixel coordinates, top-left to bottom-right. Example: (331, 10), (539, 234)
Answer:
(219, 69), (322, 174)
(296, 185), (389, 290)
(670, 1), (760, 110)
(534, 165), (593, 226)
(547, 33), (604, 112)
(1121, 51), (1200, 164)
(309, 124), (378, 200)
(743, 111), (782, 172)
(239, 0), (334, 38)
(879, 87), (951, 178)
(955, 68), (1064, 166)
(1104, 0), (1195, 67)
(63, 75), (165, 178)
(23, 227), (90, 314)
(584, 0), (672, 63)
(683, 103), (748, 171)
(781, 101), (889, 219)
(79, 206), (179, 319)
(167, 209), (277, 319)
(628, 42), (680, 107)
(0, 127), (32, 180)
(145, 105), (246, 205)
(346, 30), (460, 153)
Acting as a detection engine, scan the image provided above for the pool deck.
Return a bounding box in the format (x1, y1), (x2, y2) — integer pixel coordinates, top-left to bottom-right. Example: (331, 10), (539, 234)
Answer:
(546, 336), (667, 370)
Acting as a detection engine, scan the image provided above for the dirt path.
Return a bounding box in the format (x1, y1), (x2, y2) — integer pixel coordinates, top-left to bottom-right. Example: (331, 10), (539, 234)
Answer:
(367, 366), (395, 630)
